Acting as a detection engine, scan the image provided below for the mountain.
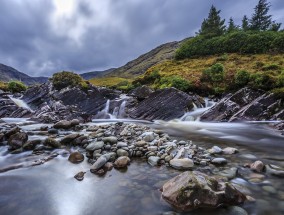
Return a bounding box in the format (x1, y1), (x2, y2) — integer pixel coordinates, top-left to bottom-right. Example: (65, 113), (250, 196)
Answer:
(80, 68), (116, 80)
(104, 39), (186, 78)
(0, 63), (48, 85)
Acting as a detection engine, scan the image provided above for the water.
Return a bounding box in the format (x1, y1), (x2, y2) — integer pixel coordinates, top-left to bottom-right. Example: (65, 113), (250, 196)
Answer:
(95, 99), (127, 119)
(8, 95), (32, 111)
(1, 100), (284, 215)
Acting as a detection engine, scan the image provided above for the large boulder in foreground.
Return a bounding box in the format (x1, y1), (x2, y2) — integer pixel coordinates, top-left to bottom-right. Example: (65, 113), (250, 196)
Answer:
(200, 87), (284, 122)
(129, 88), (193, 121)
(161, 171), (246, 211)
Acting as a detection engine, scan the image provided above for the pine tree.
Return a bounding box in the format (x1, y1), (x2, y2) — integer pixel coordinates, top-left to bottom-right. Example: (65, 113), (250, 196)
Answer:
(250, 0), (274, 30)
(242, 15), (249, 31)
(227, 17), (239, 33)
(198, 5), (226, 38)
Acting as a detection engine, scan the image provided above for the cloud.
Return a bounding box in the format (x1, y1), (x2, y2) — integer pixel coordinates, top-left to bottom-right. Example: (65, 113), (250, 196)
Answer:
(0, 0), (283, 77)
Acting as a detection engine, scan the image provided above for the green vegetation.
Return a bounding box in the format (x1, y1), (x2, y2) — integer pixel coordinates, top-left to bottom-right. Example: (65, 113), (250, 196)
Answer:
(51, 71), (89, 91)
(7, 81), (27, 93)
(0, 81), (8, 91)
(234, 70), (250, 87)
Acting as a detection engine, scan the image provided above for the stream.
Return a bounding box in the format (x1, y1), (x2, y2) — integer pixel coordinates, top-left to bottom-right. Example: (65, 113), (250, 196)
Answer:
(0, 101), (284, 215)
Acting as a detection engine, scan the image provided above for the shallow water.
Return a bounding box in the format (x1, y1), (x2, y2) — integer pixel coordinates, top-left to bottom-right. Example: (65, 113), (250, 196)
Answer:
(0, 117), (284, 214)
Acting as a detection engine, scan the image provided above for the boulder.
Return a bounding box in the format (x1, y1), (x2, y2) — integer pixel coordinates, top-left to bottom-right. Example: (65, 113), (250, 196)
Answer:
(54, 120), (72, 129)
(129, 88), (193, 121)
(161, 171), (246, 211)
(86, 141), (104, 151)
(169, 158), (194, 170)
(250, 161), (264, 173)
(68, 152), (84, 164)
(114, 156), (130, 168)
(60, 133), (81, 145)
(90, 156), (108, 172)
(8, 132), (28, 150)
(128, 85), (154, 100)
(44, 138), (61, 148)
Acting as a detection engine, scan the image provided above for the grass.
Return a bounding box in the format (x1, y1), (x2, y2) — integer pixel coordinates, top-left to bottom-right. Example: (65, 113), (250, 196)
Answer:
(144, 53), (284, 83)
(89, 77), (133, 87)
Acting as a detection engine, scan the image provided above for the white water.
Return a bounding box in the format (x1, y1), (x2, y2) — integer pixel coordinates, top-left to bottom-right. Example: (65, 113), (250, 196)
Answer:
(8, 96), (32, 111)
(96, 99), (127, 119)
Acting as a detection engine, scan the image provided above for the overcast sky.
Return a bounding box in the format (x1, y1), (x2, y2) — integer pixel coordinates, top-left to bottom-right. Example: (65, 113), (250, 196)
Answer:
(0, 0), (283, 77)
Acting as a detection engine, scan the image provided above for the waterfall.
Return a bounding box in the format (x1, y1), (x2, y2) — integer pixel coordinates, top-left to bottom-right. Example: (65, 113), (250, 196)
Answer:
(8, 95), (32, 111)
(181, 98), (215, 121)
(117, 100), (126, 118)
(103, 100), (110, 114)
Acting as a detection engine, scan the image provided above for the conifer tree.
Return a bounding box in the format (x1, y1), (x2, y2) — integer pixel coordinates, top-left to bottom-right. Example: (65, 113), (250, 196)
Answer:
(198, 5), (226, 38)
(249, 0), (280, 31)
(227, 17), (239, 33)
(242, 15), (249, 31)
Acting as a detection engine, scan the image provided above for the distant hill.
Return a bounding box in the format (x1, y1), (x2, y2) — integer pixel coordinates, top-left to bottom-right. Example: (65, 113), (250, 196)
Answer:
(105, 39), (186, 78)
(0, 63), (48, 85)
(80, 68), (116, 80)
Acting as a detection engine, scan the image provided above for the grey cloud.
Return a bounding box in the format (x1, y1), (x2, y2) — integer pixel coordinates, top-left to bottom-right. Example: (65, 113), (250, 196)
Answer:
(0, 0), (283, 77)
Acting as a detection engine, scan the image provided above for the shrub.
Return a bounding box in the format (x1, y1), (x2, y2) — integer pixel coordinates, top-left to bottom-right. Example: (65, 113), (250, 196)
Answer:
(249, 72), (276, 90)
(235, 70), (250, 87)
(158, 76), (191, 91)
(272, 33), (284, 53)
(0, 81), (8, 91)
(7, 81), (27, 93)
(51, 71), (83, 90)
(202, 63), (225, 85)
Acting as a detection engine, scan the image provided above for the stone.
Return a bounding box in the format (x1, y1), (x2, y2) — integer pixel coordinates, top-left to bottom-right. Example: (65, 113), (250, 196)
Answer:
(218, 167), (238, 180)
(5, 127), (20, 138)
(68, 152), (84, 164)
(208, 146), (222, 154)
(90, 157), (107, 172)
(23, 139), (42, 150)
(71, 119), (80, 126)
(250, 160), (264, 173)
(117, 149), (129, 157)
(225, 206), (248, 215)
(54, 120), (72, 129)
(135, 141), (147, 147)
(102, 136), (117, 144)
(74, 171), (86, 181)
(169, 158), (194, 170)
(60, 133), (81, 145)
(128, 85), (154, 100)
(8, 132), (28, 150)
(86, 141), (104, 151)
(262, 186), (277, 194)
(148, 146), (158, 152)
(103, 162), (113, 171)
(48, 128), (59, 134)
(141, 132), (155, 142)
(117, 142), (128, 148)
(44, 138), (61, 148)
(148, 156), (160, 166)
(223, 147), (239, 155)
(114, 156), (130, 168)
(161, 171), (246, 211)
(265, 164), (284, 178)
(211, 158), (227, 165)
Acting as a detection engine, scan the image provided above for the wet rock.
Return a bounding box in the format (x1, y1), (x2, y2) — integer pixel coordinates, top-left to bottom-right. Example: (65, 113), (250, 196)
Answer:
(23, 139), (42, 150)
(225, 206), (248, 215)
(141, 132), (155, 142)
(117, 149), (129, 157)
(117, 142), (128, 148)
(8, 132), (28, 150)
(223, 147), (238, 155)
(74, 171), (86, 181)
(265, 164), (284, 178)
(129, 88), (194, 121)
(44, 137), (61, 148)
(250, 160), (264, 173)
(161, 171), (247, 211)
(71, 119), (80, 126)
(211, 157), (227, 165)
(169, 158), (194, 170)
(48, 128), (59, 135)
(54, 120), (72, 129)
(218, 167), (238, 180)
(102, 136), (117, 144)
(86, 141), (104, 151)
(148, 156), (160, 166)
(103, 162), (113, 171)
(135, 141), (147, 147)
(114, 156), (130, 168)
(90, 156), (108, 172)
(208, 146), (222, 154)
(68, 152), (84, 164)
(60, 133), (81, 145)
(5, 127), (20, 138)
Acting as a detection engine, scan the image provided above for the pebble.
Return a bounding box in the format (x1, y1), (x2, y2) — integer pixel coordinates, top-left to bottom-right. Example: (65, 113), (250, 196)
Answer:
(250, 160), (264, 173)
(117, 149), (129, 157)
(169, 158), (194, 170)
(148, 156), (160, 166)
(86, 141), (104, 151)
(211, 157), (227, 165)
(68, 152), (84, 164)
(223, 147), (238, 155)
(74, 171), (86, 181)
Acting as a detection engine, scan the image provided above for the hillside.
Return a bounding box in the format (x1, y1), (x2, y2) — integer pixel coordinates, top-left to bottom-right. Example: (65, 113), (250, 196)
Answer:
(89, 39), (186, 86)
(0, 63), (48, 85)
(80, 68), (116, 80)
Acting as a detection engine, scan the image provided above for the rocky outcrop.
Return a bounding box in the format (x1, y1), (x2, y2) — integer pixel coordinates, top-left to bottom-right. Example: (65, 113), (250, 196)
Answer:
(161, 171), (246, 211)
(128, 85), (154, 100)
(129, 88), (194, 121)
(201, 88), (284, 122)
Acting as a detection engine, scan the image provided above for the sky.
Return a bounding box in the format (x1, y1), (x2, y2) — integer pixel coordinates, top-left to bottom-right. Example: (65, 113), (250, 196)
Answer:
(0, 0), (283, 77)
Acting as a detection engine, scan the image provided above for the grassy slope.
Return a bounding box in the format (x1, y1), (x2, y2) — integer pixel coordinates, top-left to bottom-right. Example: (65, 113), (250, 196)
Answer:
(89, 77), (131, 87)
(144, 53), (284, 83)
